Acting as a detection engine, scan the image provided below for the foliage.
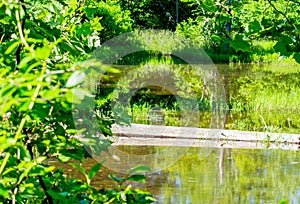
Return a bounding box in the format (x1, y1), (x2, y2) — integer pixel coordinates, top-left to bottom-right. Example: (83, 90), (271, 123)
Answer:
(176, 0), (300, 63)
(119, 0), (194, 30)
(94, 0), (133, 42)
(0, 0), (155, 203)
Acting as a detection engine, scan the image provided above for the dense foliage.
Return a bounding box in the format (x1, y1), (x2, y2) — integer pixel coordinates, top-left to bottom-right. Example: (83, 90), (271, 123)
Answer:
(0, 0), (155, 203)
(176, 0), (300, 63)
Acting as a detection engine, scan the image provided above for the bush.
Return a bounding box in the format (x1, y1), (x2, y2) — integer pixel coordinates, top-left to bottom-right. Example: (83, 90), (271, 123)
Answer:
(0, 0), (154, 203)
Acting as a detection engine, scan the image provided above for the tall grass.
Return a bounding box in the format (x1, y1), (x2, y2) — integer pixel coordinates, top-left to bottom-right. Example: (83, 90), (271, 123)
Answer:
(253, 87), (300, 112)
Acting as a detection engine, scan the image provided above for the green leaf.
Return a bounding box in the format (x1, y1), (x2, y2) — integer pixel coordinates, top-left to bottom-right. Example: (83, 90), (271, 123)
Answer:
(0, 16), (10, 25)
(58, 154), (72, 162)
(200, 0), (217, 12)
(77, 22), (92, 36)
(106, 66), (120, 74)
(145, 195), (157, 202)
(18, 56), (35, 70)
(88, 162), (103, 180)
(35, 46), (52, 60)
(29, 165), (55, 176)
(65, 88), (92, 104)
(73, 88), (92, 103)
(109, 174), (123, 183)
(99, 122), (112, 136)
(230, 34), (251, 52)
(2, 167), (17, 177)
(274, 41), (288, 56)
(85, 7), (97, 19)
(0, 185), (9, 199)
(246, 20), (261, 34)
(125, 175), (146, 184)
(211, 34), (223, 42)
(71, 163), (86, 176)
(91, 17), (103, 31)
(4, 40), (21, 55)
(280, 35), (293, 45)
(70, 0), (77, 10)
(0, 137), (15, 151)
(18, 157), (47, 184)
(47, 190), (66, 200)
(294, 53), (300, 64)
(5, 8), (11, 17)
(120, 192), (126, 201)
(128, 165), (152, 174)
(42, 89), (61, 100)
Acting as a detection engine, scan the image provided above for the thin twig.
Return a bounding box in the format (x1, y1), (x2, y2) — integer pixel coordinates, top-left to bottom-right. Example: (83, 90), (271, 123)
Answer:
(266, 0), (296, 30)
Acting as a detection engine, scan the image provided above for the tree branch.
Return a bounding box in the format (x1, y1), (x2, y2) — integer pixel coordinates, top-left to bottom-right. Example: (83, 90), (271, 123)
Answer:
(25, 134), (54, 204)
(266, 0), (296, 30)
(15, 0), (28, 67)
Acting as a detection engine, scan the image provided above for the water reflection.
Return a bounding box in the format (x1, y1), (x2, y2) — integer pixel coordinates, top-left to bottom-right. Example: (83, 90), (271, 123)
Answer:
(54, 146), (300, 203)
(107, 63), (300, 134)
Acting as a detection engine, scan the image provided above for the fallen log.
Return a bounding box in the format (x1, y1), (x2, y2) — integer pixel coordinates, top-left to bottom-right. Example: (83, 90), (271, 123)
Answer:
(111, 123), (300, 150)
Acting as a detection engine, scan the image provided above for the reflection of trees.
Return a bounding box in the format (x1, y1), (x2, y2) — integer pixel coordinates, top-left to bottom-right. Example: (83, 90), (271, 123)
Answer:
(110, 64), (210, 127)
(56, 146), (300, 203)
(153, 147), (300, 203)
(108, 63), (227, 128)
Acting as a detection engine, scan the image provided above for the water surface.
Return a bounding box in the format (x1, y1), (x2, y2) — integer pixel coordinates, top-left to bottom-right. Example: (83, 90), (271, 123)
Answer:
(57, 146), (300, 203)
(107, 63), (300, 134)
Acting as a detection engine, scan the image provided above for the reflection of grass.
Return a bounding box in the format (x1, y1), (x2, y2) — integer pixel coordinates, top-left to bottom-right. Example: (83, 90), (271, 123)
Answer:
(129, 88), (300, 133)
(252, 63), (300, 73)
(253, 87), (300, 112)
(109, 62), (300, 134)
(129, 104), (151, 124)
(230, 111), (300, 134)
(228, 84), (300, 133)
(229, 83), (300, 133)
(128, 82), (300, 133)
(129, 103), (183, 126)
(129, 103), (206, 127)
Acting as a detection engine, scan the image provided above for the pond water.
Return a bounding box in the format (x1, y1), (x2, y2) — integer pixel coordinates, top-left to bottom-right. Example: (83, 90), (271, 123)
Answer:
(68, 62), (300, 203)
(55, 146), (300, 204)
(106, 63), (300, 134)
(64, 63), (300, 203)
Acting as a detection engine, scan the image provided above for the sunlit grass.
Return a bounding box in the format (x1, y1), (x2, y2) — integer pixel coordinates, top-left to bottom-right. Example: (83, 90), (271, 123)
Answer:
(252, 62), (300, 73)
(253, 87), (300, 111)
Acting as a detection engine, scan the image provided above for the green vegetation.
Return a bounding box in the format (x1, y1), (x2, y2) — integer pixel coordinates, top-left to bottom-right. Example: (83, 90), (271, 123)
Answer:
(1, 0), (300, 203)
(122, 63), (300, 134)
(176, 0), (300, 63)
(120, 0), (300, 63)
(0, 0), (155, 203)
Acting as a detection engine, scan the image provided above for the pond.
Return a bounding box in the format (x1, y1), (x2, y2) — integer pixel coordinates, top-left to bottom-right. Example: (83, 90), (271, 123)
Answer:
(216, 63), (300, 134)
(99, 63), (300, 134)
(54, 146), (300, 203)
(66, 63), (300, 203)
